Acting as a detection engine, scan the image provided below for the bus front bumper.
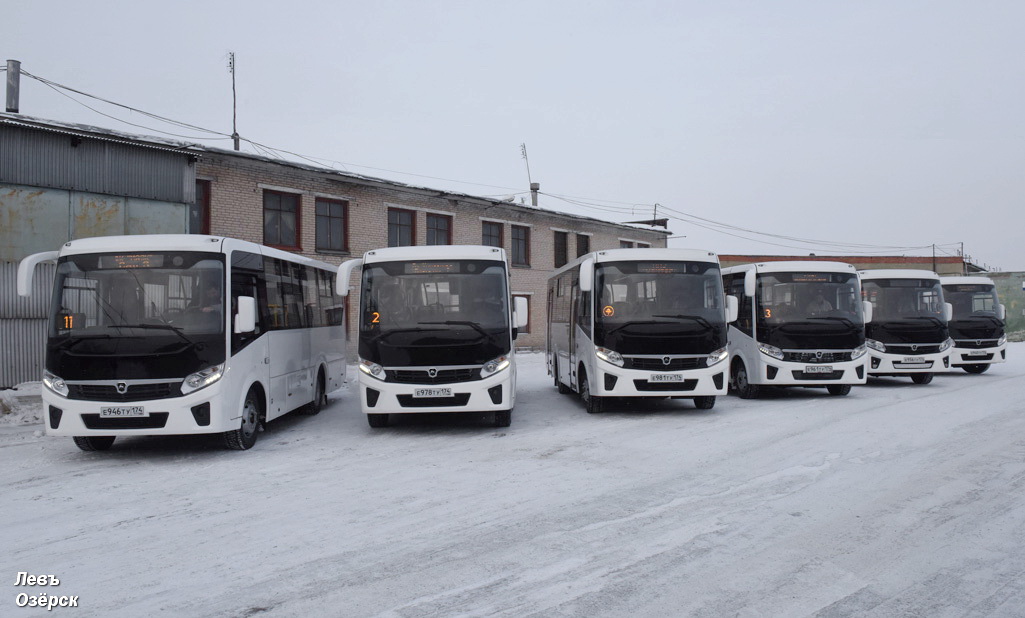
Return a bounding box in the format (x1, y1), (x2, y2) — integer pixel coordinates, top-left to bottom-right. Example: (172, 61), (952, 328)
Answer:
(592, 363), (728, 398)
(950, 344), (1006, 367)
(867, 350), (951, 376)
(359, 371), (513, 414)
(41, 382), (238, 437)
(754, 357), (868, 387)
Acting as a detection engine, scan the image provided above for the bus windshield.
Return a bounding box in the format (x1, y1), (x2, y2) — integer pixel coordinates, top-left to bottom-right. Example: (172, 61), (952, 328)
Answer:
(863, 279), (945, 323)
(942, 284), (999, 320)
(757, 272), (865, 327)
(593, 261), (727, 353)
(359, 260), (510, 365)
(47, 251), (226, 379)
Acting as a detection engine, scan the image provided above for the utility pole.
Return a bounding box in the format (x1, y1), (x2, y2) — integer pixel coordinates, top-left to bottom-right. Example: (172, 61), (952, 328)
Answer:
(228, 52), (240, 151)
(932, 244), (936, 273)
(520, 143), (539, 206)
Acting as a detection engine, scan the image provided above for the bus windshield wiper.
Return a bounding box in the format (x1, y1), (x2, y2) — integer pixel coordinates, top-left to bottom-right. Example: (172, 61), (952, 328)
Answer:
(419, 320), (491, 339)
(651, 314), (713, 329)
(604, 320), (686, 336)
(54, 333), (113, 350)
(808, 316), (857, 328)
(368, 327), (445, 341)
(116, 323), (196, 347)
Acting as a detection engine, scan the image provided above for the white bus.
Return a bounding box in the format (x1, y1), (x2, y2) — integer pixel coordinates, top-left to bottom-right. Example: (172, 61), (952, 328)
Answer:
(547, 248), (737, 413)
(337, 245), (527, 428)
(17, 235), (346, 451)
(721, 261), (870, 398)
(940, 276), (1007, 374)
(860, 269), (953, 384)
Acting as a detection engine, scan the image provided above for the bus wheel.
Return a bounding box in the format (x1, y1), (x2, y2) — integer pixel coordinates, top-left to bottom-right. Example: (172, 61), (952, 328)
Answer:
(911, 373), (934, 385)
(224, 388), (261, 450)
(367, 414), (390, 428)
(827, 384), (852, 396)
(73, 436), (115, 452)
(494, 409), (512, 427)
(693, 396), (716, 410)
(580, 371), (604, 414)
(303, 370), (327, 415)
(733, 362), (760, 399)
(963, 364), (990, 374)
(554, 361), (572, 394)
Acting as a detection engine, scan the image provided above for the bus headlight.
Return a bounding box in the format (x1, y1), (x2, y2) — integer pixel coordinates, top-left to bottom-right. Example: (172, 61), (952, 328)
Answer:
(866, 339), (886, 353)
(43, 370), (69, 397)
(851, 344), (867, 359)
(707, 346), (728, 366)
(998, 334), (1007, 346)
(757, 343), (784, 361)
(939, 338), (953, 353)
(358, 359), (386, 381)
(480, 355), (511, 378)
(181, 364), (224, 395)
(595, 347), (624, 367)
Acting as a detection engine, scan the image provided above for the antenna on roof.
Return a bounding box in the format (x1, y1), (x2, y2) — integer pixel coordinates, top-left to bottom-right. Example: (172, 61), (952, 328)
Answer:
(228, 52), (240, 151)
(521, 143), (540, 206)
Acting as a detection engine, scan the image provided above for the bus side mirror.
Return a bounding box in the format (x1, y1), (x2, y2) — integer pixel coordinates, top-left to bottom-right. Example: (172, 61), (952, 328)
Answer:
(862, 300), (873, 324)
(17, 250), (59, 296)
(235, 296), (257, 334)
(513, 296), (529, 330)
(578, 258), (595, 292)
(998, 304), (1006, 321)
(743, 269), (756, 297)
(336, 258), (363, 297)
(943, 302), (953, 323)
(726, 295), (739, 323)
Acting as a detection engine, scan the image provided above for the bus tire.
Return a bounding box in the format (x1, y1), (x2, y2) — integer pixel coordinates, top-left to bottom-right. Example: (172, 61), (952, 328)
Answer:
(73, 436), (115, 451)
(963, 364), (990, 374)
(911, 373), (934, 385)
(494, 409), (512, 427)
(733, 362), (760, 399)
(693, 396), (716, 410)
(302, 369), (327, 415)
(554, 361), (572, 394)
(827, 384), (852, 396)
(367, 413), (390, 428)
(580, 370), (604, 414)
(224, 388), (261, 450)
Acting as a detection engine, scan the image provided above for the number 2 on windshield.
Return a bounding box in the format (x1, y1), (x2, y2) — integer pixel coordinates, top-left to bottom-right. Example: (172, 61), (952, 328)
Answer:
(371, 311), (380, 325)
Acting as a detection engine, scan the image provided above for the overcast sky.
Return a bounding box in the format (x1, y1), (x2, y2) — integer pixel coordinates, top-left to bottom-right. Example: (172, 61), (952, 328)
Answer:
(6, 1), (1024, 270)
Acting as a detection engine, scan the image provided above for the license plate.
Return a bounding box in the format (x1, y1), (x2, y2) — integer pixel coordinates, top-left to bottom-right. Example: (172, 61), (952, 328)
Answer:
(966, 350), (988, 356)
(804, 365), (834, 374)
(413, 388), (452, 398)
(903, 357), (925, 363)
(649, 374), (684, 383)
(99, 406), (147, 418)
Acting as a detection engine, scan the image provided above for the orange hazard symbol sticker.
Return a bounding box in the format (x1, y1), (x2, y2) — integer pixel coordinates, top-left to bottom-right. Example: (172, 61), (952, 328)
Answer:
(602, 305), (615, 317)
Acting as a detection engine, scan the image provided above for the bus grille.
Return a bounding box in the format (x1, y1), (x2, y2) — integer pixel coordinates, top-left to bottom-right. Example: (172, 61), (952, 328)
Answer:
(396, 394), (472, 408)
(783, 351), (852, 363)
(883, 343), (942, 355)
(388, 369), (479, 384)
(790, 370), (846, 380)
(633, 379), (698, 392)
(954, 339), (1000, 349)
(68, 383), (180, 402)
(624, 357), (706, 371)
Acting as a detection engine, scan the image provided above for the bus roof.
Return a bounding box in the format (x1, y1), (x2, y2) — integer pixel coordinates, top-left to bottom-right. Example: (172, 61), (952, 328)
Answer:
(550, 247), (719, 279)
(361, 245), (507, 264)
(940, 275), (995, 286)
(859, 269), (942, 281)
(53, 234), (337, 271)
(721, 260), (857, 276)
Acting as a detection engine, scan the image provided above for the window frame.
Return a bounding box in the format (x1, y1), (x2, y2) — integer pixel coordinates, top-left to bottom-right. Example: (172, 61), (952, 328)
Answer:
(315, 197), (349, 254)
(511, 225), (531, 267)
(387, 208), (417, 248)
(426, 213), (453, 246)
(554, 231), (568, 268)
(263, 189), (302, 250)
(482, 221), (504, 248)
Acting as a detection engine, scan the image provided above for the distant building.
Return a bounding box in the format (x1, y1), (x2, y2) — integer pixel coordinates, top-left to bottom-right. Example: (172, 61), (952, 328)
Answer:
(718, 254), (981, 276)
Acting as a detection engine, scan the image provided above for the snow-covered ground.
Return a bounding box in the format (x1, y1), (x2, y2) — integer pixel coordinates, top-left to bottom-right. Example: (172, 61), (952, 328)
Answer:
(4, 346), (1025, 617)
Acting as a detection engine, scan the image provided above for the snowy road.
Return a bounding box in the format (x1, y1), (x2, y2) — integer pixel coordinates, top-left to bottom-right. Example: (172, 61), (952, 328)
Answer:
(4, 345), (1025, 617)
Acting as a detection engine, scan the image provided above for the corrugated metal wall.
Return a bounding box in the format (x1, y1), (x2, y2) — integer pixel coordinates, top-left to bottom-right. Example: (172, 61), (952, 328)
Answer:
(0, 124), (195, 203)
(0, 261), (54, 388)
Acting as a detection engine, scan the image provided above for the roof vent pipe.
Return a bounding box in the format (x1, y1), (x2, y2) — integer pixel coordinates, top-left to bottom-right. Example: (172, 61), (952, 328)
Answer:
(530, 182), (539, 207)
(6, 59), (21, 113)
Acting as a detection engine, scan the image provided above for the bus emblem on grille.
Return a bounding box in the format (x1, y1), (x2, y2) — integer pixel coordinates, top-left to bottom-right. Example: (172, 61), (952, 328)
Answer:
(662, 356), (671, 365)
(815, 351), (823, 359)
(427, 368), (438, 378)
(911, 345), (918, 352)
(116, 382), (128, 394)
(977, 340), (982, 346)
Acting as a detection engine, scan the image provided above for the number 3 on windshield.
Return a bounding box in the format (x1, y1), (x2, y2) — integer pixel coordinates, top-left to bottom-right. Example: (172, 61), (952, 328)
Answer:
(764, 308), (772, 318)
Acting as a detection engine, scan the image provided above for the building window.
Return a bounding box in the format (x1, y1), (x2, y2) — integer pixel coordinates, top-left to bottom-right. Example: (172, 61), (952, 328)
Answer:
(388, 208), (415, 247)
(620, 240), (634, 249)
(315, 198), (348, 252)
(263, 190), (300, 248)
(637, 242), (650, 248)
(576, 234), (590, 257)
(511, 225), (530, 267)
(426, 213), (452, 245)
(513, 294), (530, 334)
(190, 180), (211, 234)
(554, 231), (568, 268)
(482, 221), (503, 247)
